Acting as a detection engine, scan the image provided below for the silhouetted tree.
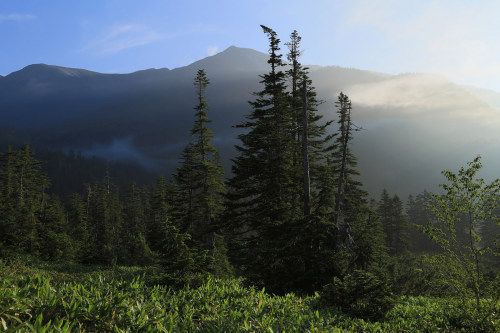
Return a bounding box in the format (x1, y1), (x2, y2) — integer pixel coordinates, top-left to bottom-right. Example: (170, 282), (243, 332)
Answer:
(176, 69), (230, 276)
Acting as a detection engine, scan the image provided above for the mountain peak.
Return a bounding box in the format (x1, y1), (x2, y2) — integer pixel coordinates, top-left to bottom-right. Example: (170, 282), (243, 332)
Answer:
(219, 45), (266, 57)
(186, 45), (269, 73)
(221, 45), (252, 53)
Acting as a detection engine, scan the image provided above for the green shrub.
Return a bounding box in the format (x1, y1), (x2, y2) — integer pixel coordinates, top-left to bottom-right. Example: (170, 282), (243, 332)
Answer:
(320, 270), (396, 321)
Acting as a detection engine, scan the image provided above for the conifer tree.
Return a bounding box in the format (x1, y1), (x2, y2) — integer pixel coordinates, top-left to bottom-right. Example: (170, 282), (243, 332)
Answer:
(66, 193), (92, 262)
(149, 176), (172, 252)
(38, 194), (73, 260)
(406, 191), (439, 253)
(0, 145), (49, 255)
(176, 142), (197, 233)
(327, 94), (387, 274)
(176, 69), (229, 275)
(390, 195), (410, 255)
(332, 93), (367, 227)
(260, 30), (340, 293)
(378, 189), (410, 256)
(191, 70), (226, 247)
(85, 174), (122, 265)
(378, 189), (392, 236)
(148, 174), (215, 281)
(121, 182), (153, 265)
(226, 25), (303, 291)
(285, 30), (335, 216)
(0, 147), (20, 254)
(0, 146), (75, 260)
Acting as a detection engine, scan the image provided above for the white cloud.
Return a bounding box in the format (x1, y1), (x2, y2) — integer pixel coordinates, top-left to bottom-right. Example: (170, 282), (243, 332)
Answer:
(0, 13), (35, 22)
(81, 24), (164, 55)
(206, 45), (219, 56)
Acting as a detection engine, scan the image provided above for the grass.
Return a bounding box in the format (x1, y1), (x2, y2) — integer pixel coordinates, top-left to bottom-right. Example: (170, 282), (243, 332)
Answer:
(0, 259), (499, 332)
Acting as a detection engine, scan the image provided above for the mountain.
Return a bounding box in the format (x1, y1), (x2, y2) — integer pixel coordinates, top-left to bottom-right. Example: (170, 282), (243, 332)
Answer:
(2, 46), (500, 199)
(0, 64), (173, 128)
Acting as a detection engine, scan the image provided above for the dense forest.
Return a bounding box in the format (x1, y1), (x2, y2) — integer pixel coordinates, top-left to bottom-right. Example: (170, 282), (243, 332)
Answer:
(1, 26), (499, 331)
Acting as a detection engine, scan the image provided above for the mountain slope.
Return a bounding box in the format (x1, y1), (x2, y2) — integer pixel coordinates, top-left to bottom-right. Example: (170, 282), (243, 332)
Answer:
(1, 46), (500, 198)
(0, 64), (170, 128)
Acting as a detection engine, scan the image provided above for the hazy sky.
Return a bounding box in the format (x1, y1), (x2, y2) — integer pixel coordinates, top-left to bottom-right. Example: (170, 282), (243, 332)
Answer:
(2, 0), (500, 91)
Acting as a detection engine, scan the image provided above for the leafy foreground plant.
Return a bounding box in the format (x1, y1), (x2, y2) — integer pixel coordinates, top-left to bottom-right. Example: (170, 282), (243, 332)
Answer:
(1, 274), (499, 332)
(421, 156), (500, 326)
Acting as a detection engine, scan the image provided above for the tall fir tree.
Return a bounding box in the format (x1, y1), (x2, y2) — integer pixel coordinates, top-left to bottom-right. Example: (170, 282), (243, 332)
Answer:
(0, 147), (21, 254)
(406, 191), (440, 253)
(0, 146), (73, 260)
(85, 173), (122, 265)
(378, 189), (410, 256)
(66, 192), (92, 262)
(148, 176), (172, 253)
(226, 25), (300, 290)
(176, 142), (197, 233)
(285, 30), (335, 216)
(121, 182), (153, 265)
(329, 93), (386, 273)
(332, 92), (367, 226)
(38, 194), (74, 260)
(0, 145), (50, 256)
(390, 195), (410, 256)
(176, 69), (230, 276)
(275, 30), (340, 293)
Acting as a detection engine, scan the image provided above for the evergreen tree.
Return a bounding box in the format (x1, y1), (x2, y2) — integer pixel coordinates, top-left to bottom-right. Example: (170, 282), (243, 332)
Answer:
(0, 147), (19, 255)
(121, 182), (153, 265)
(226, 25), (299, 290)
(176, 69), (229, 275)
(0, 145), (50, 256)
(156, 217), (212, 286)
(390, 195), (410, 255)
(0, 146), (75, 260)
(149, 176), (172, 253)
(85, 172), (122, 265)
(348, 205), (387, 271)
(378, 189), (392, 246)
(66, 193), (92, 262)
(285, 30), (335, 216)
(378, 189), (410, 256)
(332, 93), (367, 227)
(176, 142), (197, 234)
(406, 191), (440, 253)
(328, 94), (387, 274)
(148, 174), (215, 282)
(38, 194), (74, 260)
(190, 69), (226, 247)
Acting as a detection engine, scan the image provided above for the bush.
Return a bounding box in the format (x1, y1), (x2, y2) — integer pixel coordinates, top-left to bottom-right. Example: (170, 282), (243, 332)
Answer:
(320, 270), (395, 321)
(387, 254), (441, 296)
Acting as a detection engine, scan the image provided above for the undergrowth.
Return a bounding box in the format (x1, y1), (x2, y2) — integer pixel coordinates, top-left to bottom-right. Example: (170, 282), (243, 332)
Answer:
(0, 259), (498, 332)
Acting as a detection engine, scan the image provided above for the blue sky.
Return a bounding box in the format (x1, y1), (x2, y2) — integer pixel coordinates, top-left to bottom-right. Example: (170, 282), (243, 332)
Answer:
(2, 0), (500, 91)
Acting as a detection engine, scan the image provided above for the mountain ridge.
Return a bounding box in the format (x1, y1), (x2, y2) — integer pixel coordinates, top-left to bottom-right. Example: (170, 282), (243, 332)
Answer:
(2, 46), (500, 199)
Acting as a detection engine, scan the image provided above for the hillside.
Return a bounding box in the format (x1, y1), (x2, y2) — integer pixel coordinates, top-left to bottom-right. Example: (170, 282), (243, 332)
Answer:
(2, 46), (500, 198)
